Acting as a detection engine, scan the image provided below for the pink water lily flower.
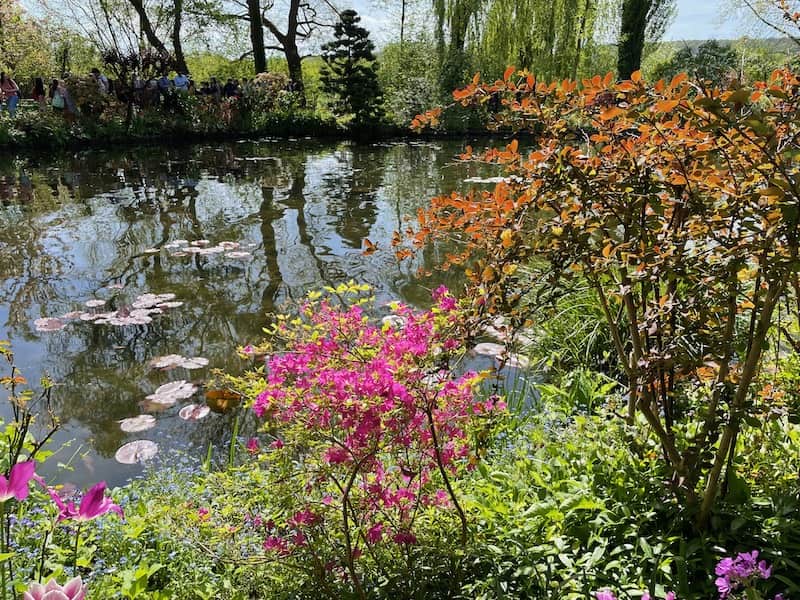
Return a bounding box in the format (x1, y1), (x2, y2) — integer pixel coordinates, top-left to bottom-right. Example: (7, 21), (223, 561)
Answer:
(48, 481), (123, 522)
(23, 576), (86, 600)
(0, 460), (35, 502)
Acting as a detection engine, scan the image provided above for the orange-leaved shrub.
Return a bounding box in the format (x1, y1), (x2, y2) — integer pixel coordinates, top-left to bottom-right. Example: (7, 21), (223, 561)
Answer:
(404, 68), (800, 527)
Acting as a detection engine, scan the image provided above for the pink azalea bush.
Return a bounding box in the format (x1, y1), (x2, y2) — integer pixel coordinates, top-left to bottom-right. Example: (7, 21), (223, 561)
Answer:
(248, 284), (502, 594)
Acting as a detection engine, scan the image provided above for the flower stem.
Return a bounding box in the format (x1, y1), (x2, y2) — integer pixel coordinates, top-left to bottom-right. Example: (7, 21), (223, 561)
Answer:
(72, 523), (82, 574)
(0, 501), (7, 600)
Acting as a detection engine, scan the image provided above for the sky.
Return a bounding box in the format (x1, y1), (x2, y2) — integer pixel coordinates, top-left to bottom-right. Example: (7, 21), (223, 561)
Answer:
(664, 0), (745, 40)
(21, 0), (772, 49)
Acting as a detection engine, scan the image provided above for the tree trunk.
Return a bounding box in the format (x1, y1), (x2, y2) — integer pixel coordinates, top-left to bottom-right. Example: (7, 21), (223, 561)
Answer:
(617, 0), (650, 80)
(286, 41), (305, 103)
(247, 0), (267, 73)
(171, 0), (189, 73)
(128, 0), (171, 60)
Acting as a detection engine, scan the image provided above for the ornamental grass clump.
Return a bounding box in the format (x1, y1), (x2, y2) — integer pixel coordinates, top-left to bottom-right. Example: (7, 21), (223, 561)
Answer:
(247, 283), (502, 598)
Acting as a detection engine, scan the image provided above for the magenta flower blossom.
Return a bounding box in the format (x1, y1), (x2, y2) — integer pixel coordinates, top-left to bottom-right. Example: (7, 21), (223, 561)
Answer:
(596, 591), (616, 600)
(366, 523), (384, 544)
(23, 576), (85, 600)
(715, 551), (773, 599)
(0, 460), (35, 502)
(246, 438), (260, 454)
(48, 481), (123, 522)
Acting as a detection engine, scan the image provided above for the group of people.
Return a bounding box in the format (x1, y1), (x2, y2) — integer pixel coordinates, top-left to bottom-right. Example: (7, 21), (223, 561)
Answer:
(0, 67), (268, 119)
(0, 68), (108, 118)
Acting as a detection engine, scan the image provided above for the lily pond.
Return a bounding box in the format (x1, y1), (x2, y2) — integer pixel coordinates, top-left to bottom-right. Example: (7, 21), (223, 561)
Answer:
(0, 138), (506, 489)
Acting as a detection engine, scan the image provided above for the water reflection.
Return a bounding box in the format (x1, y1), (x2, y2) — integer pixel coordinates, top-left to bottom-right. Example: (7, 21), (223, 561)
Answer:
(0, 138), (492, 487)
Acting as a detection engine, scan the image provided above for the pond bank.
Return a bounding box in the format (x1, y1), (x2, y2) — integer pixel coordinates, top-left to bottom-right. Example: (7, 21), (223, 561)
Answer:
(0, 106), (498, 154)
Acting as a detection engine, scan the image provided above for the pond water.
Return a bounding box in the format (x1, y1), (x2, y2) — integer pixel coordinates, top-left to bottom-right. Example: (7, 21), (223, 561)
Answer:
(0, 138), (501, 489)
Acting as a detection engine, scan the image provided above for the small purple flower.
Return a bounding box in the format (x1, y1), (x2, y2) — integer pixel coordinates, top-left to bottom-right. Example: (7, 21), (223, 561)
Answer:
(716, 557), (734, 577)
(596, 591), (616, 600)
(758, 559), (772, 579)
(714, 550), (773, 599)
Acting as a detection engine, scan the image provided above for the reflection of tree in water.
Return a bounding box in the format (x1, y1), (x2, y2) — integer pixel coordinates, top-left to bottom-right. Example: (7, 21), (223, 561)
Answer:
(320, 143), (385, 250)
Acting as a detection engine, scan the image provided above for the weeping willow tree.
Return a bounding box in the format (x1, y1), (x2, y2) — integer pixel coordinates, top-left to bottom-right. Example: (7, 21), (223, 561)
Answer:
(479, 0), (599, 79)
(434, 0), (484, 94)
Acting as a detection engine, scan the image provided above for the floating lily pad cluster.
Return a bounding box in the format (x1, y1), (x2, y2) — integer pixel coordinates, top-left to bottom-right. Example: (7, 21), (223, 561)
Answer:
(113, 351), (228, 463)
(34, 292), (183, 332)
(149, 354), (209, 370)
(144, 239), (254, 260)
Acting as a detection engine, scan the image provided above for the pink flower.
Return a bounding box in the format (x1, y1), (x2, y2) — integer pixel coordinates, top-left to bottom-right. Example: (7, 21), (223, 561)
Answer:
(269, 439), (284, 450)
(0, 460), (35, 502)
(366, 523), (384, 544)
(289, 509), (321, 528)
(665, 593), (676, 600)
(595, 591), (616, 600)
(23, 576), (85, 600)
(48, 482), (123, 522)
(263, 535), (289, 555)
(392, 530), (417, 545)
(246, 438), (260, 454)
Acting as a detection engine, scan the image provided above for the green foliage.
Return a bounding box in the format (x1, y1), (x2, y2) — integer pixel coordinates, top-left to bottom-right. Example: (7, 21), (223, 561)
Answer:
(377, 40), (440, 126)
(0, 1), (54, 84)
(460, 377), (800, 599)
(651, 40), (738, 86)
(479, 0), (599, 80)
(186, 53), (255, 83)
(321, 10), (384, 125)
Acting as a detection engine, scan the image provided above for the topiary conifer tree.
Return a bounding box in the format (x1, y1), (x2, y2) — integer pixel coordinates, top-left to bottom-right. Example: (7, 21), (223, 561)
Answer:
(321, 10), (384, 125)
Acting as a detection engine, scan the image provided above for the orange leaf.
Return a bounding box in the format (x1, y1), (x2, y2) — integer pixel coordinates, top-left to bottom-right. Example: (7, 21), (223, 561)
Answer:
(631, 70), (642, 83)
(599, 107), (625, 121)
(669, 73), (688, 90)
(503, 66), (516, 82)
(656, 99), (679, 113)
(362, 238), (377, 256)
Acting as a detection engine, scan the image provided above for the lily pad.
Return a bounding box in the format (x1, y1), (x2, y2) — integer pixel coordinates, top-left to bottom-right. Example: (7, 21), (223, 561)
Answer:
(149, 354), (185, 370)
(34, 318), (66, 332)
(146, 380), (197, 405)
(115, 440), (159, 464)
(119, 415), (157, 433)
(179, 404), (211, 421)
(180, 357), (209, 369)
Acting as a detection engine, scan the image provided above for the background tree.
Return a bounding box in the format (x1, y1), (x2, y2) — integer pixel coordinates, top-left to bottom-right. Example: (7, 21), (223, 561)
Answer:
(732, 0), (800, 47)
(617, 0), (675, 79)
(0, 0), (54, 82)
(226, 0), (338, 100)
(651, 40), (739, 86)
(321, 9), (383, 124)
(480, 0), (600, 80)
